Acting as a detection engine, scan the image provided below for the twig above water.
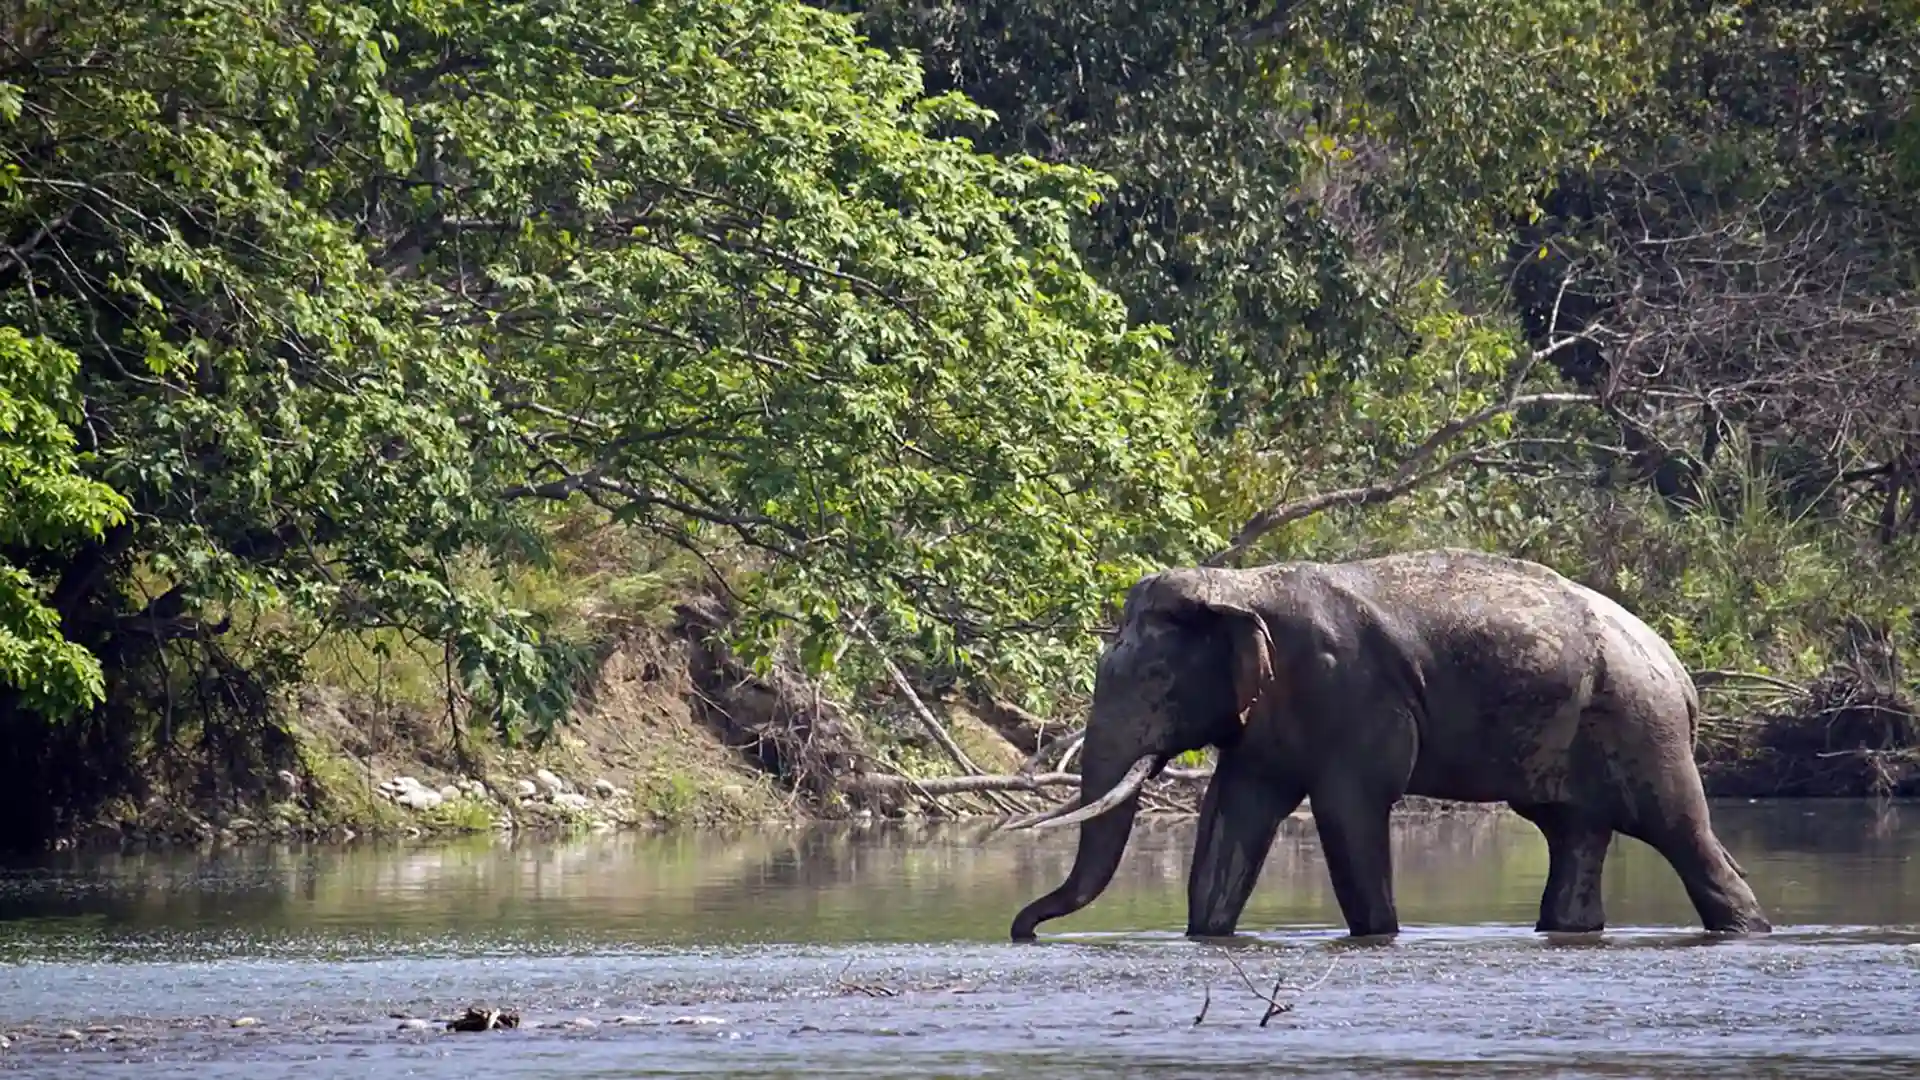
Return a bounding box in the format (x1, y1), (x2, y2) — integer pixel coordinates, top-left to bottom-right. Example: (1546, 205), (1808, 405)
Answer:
(1193, 948), (1339, 1028)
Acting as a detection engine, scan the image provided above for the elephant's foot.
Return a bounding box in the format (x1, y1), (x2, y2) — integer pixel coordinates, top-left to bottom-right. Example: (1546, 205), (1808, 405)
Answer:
(1701, 910), (1771, 935)
(1534, 915), (1606, 934)
(1618, 801), (1772, 935)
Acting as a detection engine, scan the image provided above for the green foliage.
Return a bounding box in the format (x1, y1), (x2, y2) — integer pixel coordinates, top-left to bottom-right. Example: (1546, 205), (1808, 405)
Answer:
(849, 0), (1643, 439)
(0, 329), (130, 716)
(0, 0), (1213, 748)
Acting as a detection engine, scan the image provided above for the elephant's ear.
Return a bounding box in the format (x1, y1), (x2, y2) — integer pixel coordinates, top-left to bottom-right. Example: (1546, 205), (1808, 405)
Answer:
(1221, 606), (1275, 728)
(1128, 569), (1275, 726)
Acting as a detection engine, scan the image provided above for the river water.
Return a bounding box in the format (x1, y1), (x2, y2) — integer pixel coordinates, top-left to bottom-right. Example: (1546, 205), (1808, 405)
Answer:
(1, 800), (1917, 1077)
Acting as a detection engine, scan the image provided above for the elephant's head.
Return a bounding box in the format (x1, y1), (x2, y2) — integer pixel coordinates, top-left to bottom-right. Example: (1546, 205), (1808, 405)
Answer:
(1006, 568), (1276, 940)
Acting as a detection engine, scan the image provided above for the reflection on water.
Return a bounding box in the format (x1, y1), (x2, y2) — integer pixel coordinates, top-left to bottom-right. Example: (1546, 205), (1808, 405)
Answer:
(2, 798), (1916, 954)
(0, 799), (1917, 1077)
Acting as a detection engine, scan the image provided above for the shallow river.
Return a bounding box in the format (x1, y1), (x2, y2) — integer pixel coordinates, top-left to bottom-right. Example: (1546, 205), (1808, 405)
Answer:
(1, 800), (1917, 1077)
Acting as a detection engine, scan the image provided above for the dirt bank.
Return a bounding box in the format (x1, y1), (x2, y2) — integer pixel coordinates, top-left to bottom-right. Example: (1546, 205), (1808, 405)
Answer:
(39, 590), (1091, 850)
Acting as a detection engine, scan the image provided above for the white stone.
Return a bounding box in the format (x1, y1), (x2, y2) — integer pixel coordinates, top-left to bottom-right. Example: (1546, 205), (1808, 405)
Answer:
(535, 769), (569, 795)
(552, 792), (592, 812)
(395, 788), (444, 811)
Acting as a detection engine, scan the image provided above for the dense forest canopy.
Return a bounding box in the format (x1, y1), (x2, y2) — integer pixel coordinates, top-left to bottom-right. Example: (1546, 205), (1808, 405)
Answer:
(2, 0), (1917, 809)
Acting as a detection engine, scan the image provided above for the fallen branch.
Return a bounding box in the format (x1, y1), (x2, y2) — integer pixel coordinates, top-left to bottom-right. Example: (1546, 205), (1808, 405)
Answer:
(1194, 949), (1340, 1028)
(848, 771), (1081, 796)
(850, 619), (1024, 814)
(1018, 725), (1086, 776)
(1692, 669), (1810, 696)
(446, 1007), (520, 1032)
(846, 765), (1214, 799)
(852, 620), (986, 776)
(967, 684), (1056, 753)
(836, 957), (899, 998)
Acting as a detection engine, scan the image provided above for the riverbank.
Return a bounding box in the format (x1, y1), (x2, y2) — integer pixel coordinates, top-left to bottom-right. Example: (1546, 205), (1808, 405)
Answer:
(36, 596), (1920, 854)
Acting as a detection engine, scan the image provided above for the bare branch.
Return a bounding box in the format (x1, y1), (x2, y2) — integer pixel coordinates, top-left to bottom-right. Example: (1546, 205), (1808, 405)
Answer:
(1206, 386), (1599, 566)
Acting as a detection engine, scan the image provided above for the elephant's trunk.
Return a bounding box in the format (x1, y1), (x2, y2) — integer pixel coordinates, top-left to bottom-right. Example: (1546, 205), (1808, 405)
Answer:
(1009, 740), (1148, 941)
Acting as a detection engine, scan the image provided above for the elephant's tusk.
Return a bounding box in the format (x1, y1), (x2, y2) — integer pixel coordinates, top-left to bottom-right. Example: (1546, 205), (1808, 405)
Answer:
(1021, 755), (1158, 832)
(995, 796), (1083, 832)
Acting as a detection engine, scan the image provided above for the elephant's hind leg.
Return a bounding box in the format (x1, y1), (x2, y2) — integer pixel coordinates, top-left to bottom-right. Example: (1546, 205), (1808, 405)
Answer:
(1511, 802), (1611, 933)
(1617, 781), (1771, 934)
(1185, 757), (1305, 938)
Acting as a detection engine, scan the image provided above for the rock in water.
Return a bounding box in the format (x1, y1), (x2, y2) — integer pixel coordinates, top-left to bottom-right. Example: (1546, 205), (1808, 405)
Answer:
(447, 1007), (520, 1032)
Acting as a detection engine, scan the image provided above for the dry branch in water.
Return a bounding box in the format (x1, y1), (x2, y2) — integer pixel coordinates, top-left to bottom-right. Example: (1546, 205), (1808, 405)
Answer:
(835, 957), (899, 998)
(1192, 949), (1340, 1028)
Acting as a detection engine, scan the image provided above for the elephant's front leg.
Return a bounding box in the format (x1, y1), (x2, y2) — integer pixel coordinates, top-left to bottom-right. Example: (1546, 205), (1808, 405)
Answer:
(1309, 777), (1400, 939)
(1185, 755), (1306, 938)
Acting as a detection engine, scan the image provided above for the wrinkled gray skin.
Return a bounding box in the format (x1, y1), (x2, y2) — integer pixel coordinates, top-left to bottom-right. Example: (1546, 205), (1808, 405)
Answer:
(1009, 548), (1771, 942)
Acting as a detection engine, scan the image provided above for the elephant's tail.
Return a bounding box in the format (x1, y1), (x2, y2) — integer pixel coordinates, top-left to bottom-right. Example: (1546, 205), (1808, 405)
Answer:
(1682, 676), (1702, 754)
(1720, 838), (1751, 879)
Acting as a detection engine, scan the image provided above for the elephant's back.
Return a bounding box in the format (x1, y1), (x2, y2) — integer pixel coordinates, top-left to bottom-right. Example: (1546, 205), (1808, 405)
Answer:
(1301, 549), (1696, 801)
(1314, 548), (1608, 660)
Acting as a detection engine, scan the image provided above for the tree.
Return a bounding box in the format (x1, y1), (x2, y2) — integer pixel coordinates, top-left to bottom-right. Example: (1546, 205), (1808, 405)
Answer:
(0, 0), (1213, 760)
(1511, 0), (1920, 528)
(847, 0), (1646, 432)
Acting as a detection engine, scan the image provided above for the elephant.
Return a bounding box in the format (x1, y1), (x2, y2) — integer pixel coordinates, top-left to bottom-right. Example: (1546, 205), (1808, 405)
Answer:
(1005, 547), (1771, 942)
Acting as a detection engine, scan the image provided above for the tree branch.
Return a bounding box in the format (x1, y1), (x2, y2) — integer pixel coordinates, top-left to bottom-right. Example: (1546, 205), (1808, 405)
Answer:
(1205, 388), (1599, 567)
